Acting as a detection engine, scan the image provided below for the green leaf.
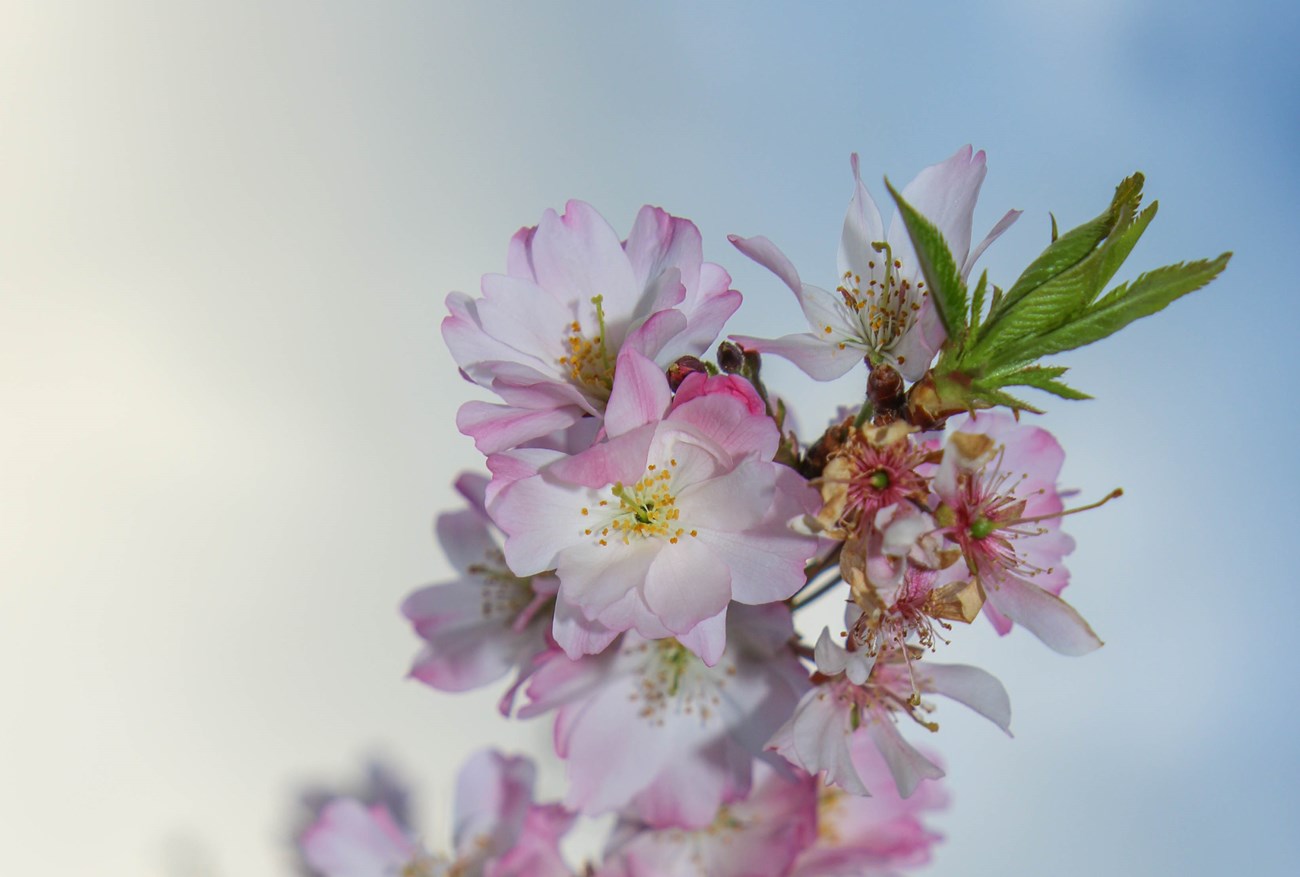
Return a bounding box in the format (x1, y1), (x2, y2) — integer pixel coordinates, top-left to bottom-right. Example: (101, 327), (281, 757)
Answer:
(969, 201), (1159, 363)
(990, 365), (1093, 401)
(984, 173), (1144, 329)
(968, 270), (989, 342)
(1014, 253), (1231, 362)
(885, 178), (967, 339)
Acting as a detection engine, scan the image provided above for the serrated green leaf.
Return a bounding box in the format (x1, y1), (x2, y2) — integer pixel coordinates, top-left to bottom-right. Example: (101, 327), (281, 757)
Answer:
(990, 365), (1093, 400)
(968, 270), (989, 342)
(969, 200), (1159, 364)
(1014, 253), (1231, 362)
(885, 178), (967, 338)
(968, 382), (1043, 413)
(984, 173), (1144, 329)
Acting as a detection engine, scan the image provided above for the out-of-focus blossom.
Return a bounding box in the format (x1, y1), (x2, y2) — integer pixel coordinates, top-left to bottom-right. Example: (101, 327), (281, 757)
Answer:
(489, 350), (819, 664)
(401, 474), (555, 714)
(770, 648), (1010, 799)
(596, 759), (818, 877)
(300, 751), (572, 877)
(445, 201), (741, 454)
(788, 735), (947, 877)
(519, 604), (809, 829)
(731, 146), (1020, 382)
(934, 411), (1102, 655)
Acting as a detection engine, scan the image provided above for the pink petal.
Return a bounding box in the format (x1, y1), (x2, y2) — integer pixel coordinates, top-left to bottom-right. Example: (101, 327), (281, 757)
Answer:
(962, 208), (1022, 279)
(888, 145), (988, 267)
(602, 348), (673, 437)
(728, 233), (804, 300)
(624, 204), (704, 296)
(530, 200), (638, 313)
(861, 717), (945, 798)
(667, 393), (779, 461)
(457, 401), (585, 456)
(838, 152), (887, 284)
(673, 608), (729, 666)
(642, 537), (732, 635)
(453, 750), (535, 861)
(546, 423), (656, 489)
(731, 332), (864, 381)
(622, 293), (689, 362)
(917, 662), (1013, 734)
(982, 572), (1103, 656)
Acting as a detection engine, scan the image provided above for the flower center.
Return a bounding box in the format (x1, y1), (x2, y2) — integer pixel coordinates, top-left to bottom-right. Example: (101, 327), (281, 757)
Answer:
(557, 294), (615, 398)
(467, 549), (539, 620)
(626, 638), (731, 727)
(833, 241), (928, 357)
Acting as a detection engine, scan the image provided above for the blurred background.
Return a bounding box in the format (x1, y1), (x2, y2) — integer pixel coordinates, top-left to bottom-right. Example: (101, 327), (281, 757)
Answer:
(2, 1), (1296, 874)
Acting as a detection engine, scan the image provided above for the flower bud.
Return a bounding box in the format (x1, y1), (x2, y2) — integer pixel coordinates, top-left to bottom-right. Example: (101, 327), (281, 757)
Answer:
(867, 363), (905, 409)
(717, 340), (745, 374)
(666, 355), (707, 391)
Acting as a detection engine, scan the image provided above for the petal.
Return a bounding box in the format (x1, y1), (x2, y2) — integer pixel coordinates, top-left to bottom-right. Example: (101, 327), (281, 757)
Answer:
(624, 205), (702, 303)
(652, 288), (743, 365)
(491, 474), (594, 577)
(546, 424), (655, 489)
(621, 297), (689, 364)
(728, 233), (803, 300)
(457, 401), (585, 456)
(453, 750), (535, 860)
(557, 538), (661, 623)
(917, 662), (1013, 734)
(814, 627), (849, 676)
(982, 573), (1103, 656)
(550, 595), (620, 658)
(434, 509), (497, 578)
(838, 152), (887, 283)
(861, 717), (945, 798)
(642, 537), (732, 635)
(673, 609), (729, 666)
(530, 201), (638, 313)
(603, 348), (673, 437)
(730, 332), (865, 382)
(667, 394), (779, 461)
(888, 145), (988, 267)
(962, 208), (1022, 279)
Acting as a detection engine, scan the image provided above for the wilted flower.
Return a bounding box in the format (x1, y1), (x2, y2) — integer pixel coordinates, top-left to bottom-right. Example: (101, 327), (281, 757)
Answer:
(934, 411), (1104, 655)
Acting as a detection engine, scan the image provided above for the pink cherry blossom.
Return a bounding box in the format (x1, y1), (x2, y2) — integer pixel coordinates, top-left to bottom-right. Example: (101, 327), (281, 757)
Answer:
(301, 751), (570, 877)
(934, 411), (1103, 655)
(770, 647), (1010, 799)
(444, 201), (742, 454)
(518, 604), (810, 829)
(595, 758), (818, 877)
(731, 146), (1020, 383)
(488, 349), (820, 664)
(401, 474), (555, 714)
(788, 734), (947, 877)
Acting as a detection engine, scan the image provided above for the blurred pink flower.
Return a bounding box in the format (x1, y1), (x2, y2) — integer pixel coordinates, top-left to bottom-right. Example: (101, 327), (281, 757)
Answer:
(596, 758), (818, 877)
(518, 604), (809, 829)
(788, 734), (947, 877)
(445, 201), (741, 454)
(401, 474), (555, 714)
(731, 146), (1019, 382)
(301, 751), (571, 877)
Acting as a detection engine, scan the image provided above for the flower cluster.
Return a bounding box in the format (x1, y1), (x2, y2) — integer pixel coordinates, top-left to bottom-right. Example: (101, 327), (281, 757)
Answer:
(295, 146), (1228, 875)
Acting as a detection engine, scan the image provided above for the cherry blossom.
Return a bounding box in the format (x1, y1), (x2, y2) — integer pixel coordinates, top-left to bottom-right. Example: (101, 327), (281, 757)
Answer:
(518, 604), (809, 829)
(489, 349), (819, 663)
(444, 201), (741, 454)
(596, 759), (818, 877)
(300, 750), (571, 877)
(934, 411), (1103, 655)
(401, 474), (555, 714)
(730, 146), (1020, 382)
